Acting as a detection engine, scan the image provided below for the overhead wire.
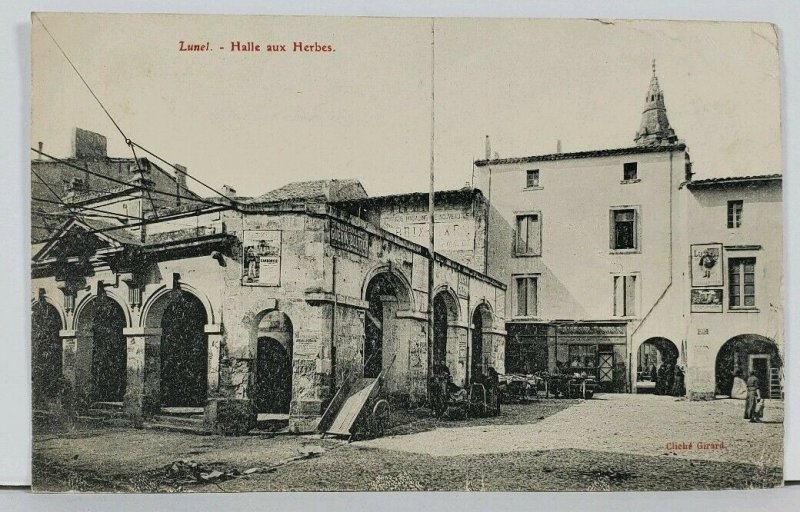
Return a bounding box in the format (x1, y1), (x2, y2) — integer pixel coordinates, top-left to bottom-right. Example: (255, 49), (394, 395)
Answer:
(33, 148), (228, 209)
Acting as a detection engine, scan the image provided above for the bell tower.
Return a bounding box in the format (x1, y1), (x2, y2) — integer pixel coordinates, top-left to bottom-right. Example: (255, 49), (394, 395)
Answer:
(634, 60), (678, 146)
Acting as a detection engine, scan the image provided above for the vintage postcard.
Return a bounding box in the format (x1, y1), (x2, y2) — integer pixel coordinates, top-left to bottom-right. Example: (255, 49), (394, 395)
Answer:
(30, 13), (784, 491)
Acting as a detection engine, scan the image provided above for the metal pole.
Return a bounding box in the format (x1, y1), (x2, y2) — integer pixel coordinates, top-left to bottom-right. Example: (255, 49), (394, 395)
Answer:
(427, 18), (436, 386)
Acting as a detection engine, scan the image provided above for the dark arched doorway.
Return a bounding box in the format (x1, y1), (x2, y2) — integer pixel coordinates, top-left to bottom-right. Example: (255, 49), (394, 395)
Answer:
(76, 294), (127, 403)
(159, 290), (208, 407)
(364, 272), (410, 378)
(432, 291), (458, 373)
(637, 338), (679, 380)
(470, 304), (492, 384)
(31, 300), (63, 406)
(716, 334), (781, 398)
(254, 311), (293, 414)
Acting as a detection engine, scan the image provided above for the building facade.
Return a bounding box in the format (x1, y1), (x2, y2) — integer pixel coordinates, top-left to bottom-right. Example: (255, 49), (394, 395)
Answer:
(472, 64), (783, 398)
(31, 178), (507, 433)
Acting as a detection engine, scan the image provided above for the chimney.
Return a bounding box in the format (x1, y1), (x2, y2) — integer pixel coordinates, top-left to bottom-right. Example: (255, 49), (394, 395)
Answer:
(222, 185), (237, 197)
(37, 142), (43, 160)
(485, 135), (491, 160)
(556, 139), (562, 154)
(72, 127), (107, 159)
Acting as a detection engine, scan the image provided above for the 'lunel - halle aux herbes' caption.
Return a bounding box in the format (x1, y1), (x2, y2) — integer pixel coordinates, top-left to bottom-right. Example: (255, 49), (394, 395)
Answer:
(179, 41), (334, 52)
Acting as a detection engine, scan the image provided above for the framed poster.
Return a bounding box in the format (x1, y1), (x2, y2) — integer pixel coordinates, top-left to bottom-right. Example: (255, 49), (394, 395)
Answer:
(691, 243), (723, 287)
(691, 288), (724, 313)
(242, 230), (282, 286)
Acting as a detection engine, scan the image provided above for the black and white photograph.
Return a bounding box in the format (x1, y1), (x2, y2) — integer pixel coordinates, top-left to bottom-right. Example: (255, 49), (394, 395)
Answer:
(26, 12), (786, 493)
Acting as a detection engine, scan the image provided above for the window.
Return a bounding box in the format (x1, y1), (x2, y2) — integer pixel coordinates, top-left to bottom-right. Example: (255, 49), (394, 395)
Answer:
(729, 258), (756, 308)
(727, 200), (743, 228)
(526, 169), (540, 188)
(516, 213), (541, 255)
(613, 275), (637, 317)
(623, 162), (638, 181)
(515, 276), (538, 317)
(610, 208), (638, 250)
(568, 345), (597, 370)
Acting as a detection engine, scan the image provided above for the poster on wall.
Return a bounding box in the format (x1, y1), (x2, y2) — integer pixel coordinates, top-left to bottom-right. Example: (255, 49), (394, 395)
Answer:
(242, 230), (282, 286)
(691, 288), (724, 313)
(691, 243), (723, 287)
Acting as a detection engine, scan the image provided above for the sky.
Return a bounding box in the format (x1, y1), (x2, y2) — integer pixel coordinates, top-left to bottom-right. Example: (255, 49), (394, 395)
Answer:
(31, 14), (782, 198)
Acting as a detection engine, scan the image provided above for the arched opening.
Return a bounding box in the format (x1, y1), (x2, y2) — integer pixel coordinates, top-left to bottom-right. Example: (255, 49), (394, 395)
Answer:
(253, 311), (293, 414)
(470, 304), (492, 384)
(364, 271), (410, 378)
(76, 295), (127, 403)
(158, 290), (208, 407)
(432, 291), (458, 374)
(716, 334), (781, 398)
(636, 337), (679, 394)
(31, 300), (63, 406)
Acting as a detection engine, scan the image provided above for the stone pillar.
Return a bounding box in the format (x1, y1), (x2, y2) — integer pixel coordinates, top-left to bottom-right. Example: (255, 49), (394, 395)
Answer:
(483, 328), (507, 375)
(447, 321), (469, 387)
(122, 327), (162, 425)
(686, 342), (715, 400)
(205, 324), (223, 397)
(59, 330), (78, 415)
(205, 328), (256, 435)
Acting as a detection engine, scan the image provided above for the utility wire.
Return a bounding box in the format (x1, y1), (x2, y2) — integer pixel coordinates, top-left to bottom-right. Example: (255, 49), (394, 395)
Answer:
(34, 13), (236, 210)
(33, 148), (228, 209)
(33, 13), (128, 142)
(129, 141), (237, 204)
(31, 197), (141, 220)
(33, 13), (161, 218)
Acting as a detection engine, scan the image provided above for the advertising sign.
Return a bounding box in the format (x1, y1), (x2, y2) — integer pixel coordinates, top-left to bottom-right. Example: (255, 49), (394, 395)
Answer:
(691, 288), (724, 313)
(242, 230), (281, 286)
(691, 243), (723, 287)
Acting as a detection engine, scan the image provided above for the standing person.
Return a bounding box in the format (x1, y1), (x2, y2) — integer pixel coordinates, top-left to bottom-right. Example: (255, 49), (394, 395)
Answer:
(745, 370), (762, 422)
(649, 362), (658, 385)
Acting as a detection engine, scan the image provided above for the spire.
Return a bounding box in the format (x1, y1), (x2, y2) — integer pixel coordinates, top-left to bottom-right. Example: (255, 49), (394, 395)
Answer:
(634, 59), (678, 146)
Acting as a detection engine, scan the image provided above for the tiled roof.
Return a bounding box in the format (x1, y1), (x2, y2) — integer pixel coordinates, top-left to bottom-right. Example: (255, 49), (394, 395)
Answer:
(686, 174), (782, 188)
(333, 187), (481, 206)
(248, 179), (366, 204)
(474, 143), (686, 167)
(79, 217), (144, 246)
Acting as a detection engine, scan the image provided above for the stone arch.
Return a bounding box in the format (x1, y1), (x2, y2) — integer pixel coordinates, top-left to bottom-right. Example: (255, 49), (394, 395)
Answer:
(363, 267), (416, 380)
(716, 334), (781, 398)
(31, 295), (67, 331)
(31, 298), (64, 405)
(140, 283), (215, 328)
(73, 293), (128, 403)
(470, 301), (495, 383)
(73, 290), (132, 331)
(361, 264), (415, 312)
(252, 310), (294, 414)
(432, 285), (461, 321)
(432, 286), (461, 376)
(470, 300), (495, 329)
(636, 337), (680, 394)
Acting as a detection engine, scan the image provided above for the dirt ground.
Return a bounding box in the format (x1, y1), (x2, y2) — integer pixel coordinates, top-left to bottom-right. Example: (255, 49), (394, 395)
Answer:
(31, 394), (783, 492)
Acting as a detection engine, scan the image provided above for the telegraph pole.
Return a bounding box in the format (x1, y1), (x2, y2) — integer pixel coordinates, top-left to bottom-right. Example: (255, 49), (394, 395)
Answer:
(426, 18), (436, 387)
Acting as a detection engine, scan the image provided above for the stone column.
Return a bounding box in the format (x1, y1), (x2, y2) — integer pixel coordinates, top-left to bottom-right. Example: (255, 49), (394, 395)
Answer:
(122, 327), (162, 425)
(58, 329), (78, 415)
(686, 342), (715, 400)
(447, 321), (469, 387)
(205, 324), (223, 397)
(483, 328), (507, 375)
